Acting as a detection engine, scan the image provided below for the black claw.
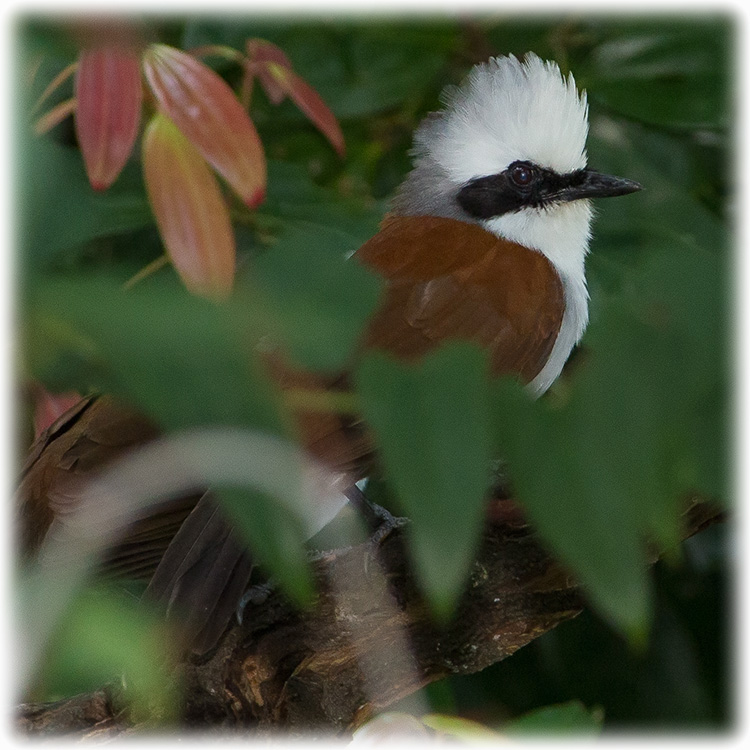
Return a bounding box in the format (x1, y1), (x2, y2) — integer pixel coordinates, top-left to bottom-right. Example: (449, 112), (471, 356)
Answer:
(236, 580), (275, 625)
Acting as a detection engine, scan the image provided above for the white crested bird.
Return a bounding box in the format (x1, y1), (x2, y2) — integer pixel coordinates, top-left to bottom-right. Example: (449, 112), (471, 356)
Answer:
(18, 53), (641, 654)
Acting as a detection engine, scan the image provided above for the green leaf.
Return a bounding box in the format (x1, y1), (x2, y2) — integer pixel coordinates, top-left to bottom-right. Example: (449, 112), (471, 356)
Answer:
(251, 224), (383, 372)
(22, 272), (318, 602)
(490, 231), (726, 637)
(23, 273), (283, 433)
(355, 342), (492, 618)
(421, 713), (501, 740)
(505, 701), (604, 735)
(19, 137), (153, 267)
(40, 585), (178, 719)
(582, 19), (732, 129)
(216, 487), (313, 606)
(491, 378), (651, 639)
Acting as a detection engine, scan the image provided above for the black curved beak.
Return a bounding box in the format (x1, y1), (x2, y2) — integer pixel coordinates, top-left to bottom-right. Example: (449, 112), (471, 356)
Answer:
(560, 169), (643, 201)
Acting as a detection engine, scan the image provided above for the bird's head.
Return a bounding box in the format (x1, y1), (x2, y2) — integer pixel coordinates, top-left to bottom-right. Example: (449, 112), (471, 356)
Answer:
(393, 53), (641, 280)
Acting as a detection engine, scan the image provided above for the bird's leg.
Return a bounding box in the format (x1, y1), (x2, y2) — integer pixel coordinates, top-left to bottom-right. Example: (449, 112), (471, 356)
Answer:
(343, 484), (402, 546)
(236, 486), (403, 626)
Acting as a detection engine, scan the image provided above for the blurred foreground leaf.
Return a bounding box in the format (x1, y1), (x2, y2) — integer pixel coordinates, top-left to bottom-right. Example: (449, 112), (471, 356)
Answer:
(216, 487), (313, 606)
(356, 342), (492, 618)
(40, 585), (178, 719)
(252, 224), (383, 372)
(23, 274), (283, 433)
(505, 700), (604, 735)
(492, 237), (725, 637)
(20, 137), (153, 266)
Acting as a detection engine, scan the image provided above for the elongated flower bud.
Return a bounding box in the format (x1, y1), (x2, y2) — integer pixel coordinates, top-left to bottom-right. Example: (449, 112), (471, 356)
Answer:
(75, 47), (142, 190)
(142, 113), (235, 299)
(143, 44), (266, 207)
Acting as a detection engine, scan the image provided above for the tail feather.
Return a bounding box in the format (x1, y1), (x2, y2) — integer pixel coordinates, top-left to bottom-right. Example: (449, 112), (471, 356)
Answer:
(144, 492), (254, 655)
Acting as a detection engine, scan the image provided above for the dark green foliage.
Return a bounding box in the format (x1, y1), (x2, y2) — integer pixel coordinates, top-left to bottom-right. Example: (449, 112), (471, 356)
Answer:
(18, 12), (731, 731)
(356, 343), (492, 617)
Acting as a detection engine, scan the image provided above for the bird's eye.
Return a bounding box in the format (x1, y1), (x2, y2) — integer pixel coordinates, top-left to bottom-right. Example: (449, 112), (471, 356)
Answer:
(509, 163), (535, 188)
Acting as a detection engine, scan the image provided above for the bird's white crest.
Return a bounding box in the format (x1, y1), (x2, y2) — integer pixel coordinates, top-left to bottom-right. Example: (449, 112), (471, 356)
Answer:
(425, 53), (589, 182)
(393, 53), (595, 395)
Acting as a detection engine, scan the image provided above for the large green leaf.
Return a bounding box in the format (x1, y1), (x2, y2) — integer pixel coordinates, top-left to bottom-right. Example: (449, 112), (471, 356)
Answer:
(215, 487), (314, 606)
(250, 223), (383, 372)
(355, 342), (492, 618)
(492, 378), (651, 639)
(19, 137), (153, 267)
(40, 585), (178, 717)
(23, 273), (283, 432)
(22, 272), (322, 600)
(491, 233), (726, 637)
(580, 19), (732, 130)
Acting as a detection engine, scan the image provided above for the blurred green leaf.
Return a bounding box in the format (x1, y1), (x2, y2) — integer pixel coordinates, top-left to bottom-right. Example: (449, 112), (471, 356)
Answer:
(216, 487), (313, 606)
(23, 273), (321, 603)
(251, 224), (383, 372)
(41, 585), (178, 719)
(20, 137), (153, 266)
(491, 228), (726, 636)
(421, 713), (501, 740)
(23, 273), (283, 434)
(582, 19), (732, 129)
(505, 700), (604, 735)
(491, 378), (651, 639)
(356, 342), (492, 618)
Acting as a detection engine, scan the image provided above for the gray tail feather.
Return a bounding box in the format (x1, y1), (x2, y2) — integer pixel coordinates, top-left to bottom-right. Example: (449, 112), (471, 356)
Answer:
(144, 492), (254, 656)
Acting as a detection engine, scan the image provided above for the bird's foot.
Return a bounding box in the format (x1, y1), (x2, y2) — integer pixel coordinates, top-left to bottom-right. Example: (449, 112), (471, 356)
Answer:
(236, 579), (275, 626)
(344, 485), (405, 576)
(344, 485), (403, 546)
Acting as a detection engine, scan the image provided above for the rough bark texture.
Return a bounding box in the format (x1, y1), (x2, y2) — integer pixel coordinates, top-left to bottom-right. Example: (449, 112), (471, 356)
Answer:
(15, 498), (724, 739)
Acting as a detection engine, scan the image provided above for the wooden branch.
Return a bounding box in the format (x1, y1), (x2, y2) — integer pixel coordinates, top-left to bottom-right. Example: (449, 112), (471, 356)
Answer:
(15, 498), (725, 738)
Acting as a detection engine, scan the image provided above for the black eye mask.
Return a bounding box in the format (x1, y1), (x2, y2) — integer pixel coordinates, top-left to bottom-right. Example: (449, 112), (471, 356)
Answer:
(456, 160), (641, 219)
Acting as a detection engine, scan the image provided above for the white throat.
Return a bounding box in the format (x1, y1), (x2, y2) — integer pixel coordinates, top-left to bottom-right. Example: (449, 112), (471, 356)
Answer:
(483, 201), (592, 396)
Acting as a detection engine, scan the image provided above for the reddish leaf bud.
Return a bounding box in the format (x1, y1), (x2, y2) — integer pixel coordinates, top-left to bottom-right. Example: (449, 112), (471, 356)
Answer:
(264, 62), (345, 158)
(142, 113), (236, 299)
(143, 44), (266, 208)
(75, 47), (143, 190)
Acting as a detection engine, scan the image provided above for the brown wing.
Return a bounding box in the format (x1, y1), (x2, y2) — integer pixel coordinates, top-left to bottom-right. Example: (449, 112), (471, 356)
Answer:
(16, 396), (215, 584)
(16, 396), (250, 654)
(355, 215), (565, 382)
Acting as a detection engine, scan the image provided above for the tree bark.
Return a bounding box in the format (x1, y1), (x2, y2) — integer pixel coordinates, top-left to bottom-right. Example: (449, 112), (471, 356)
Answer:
(15, 498), (724, 739)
